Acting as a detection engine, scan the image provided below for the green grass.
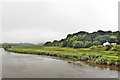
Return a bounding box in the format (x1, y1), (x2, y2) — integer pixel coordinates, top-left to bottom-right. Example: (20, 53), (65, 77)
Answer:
(6, 46), (120, 66)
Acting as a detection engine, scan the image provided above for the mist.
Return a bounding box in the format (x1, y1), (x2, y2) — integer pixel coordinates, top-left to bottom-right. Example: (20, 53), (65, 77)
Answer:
(1, 0), (119, 43)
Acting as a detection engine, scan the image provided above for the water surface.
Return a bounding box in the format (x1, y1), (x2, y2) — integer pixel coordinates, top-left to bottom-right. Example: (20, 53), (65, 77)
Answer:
(1, 49), (118, 78)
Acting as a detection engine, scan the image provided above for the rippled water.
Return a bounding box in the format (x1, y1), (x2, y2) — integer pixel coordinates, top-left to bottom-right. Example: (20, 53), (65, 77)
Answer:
(1, 49), (118, 78)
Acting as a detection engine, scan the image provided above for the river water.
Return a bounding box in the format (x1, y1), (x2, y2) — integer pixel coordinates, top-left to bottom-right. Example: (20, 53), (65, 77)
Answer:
(1, 49), (118, 78)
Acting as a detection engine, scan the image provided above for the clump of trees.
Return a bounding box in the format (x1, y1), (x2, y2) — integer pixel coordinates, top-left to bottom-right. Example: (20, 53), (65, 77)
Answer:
(2, 43), (12, 50)
(44, 30), (120, 48)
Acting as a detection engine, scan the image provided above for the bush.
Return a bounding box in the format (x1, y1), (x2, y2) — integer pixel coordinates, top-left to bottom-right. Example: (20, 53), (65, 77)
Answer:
(90, 46), (98, 50)
(105, 45), (113, 51)
(110, 45), (120, 51)
(90, 45), (105, 51)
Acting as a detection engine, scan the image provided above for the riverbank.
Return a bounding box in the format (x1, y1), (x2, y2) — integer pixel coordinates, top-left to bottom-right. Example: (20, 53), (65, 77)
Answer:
(2, 48), (118, 78)
(5, 46), (120, 71)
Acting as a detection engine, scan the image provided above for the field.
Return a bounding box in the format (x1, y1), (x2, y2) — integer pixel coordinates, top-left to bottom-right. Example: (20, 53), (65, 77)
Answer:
(6, 46), (120, 68)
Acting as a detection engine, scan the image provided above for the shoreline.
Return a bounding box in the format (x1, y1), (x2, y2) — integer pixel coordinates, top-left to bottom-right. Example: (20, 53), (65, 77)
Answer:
(5, 47), (120, 71)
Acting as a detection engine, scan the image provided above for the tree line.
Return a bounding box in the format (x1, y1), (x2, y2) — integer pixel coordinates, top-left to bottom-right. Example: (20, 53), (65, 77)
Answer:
(44, 30), (120, 48)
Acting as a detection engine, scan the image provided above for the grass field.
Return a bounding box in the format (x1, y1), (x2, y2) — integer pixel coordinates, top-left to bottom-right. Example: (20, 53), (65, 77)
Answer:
(6, 46), (120, 67)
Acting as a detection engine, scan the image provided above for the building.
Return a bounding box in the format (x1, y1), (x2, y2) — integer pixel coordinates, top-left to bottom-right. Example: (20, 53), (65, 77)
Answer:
(103, 42), (110, 46)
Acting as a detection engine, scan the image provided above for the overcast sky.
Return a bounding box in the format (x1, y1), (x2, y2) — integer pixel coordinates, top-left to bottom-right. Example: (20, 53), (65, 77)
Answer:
(1, 0), (119, 43)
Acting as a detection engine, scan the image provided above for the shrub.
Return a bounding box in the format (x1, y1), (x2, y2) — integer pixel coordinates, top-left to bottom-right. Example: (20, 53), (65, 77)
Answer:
(90, 45), (105, 51)
(105, 45), (113, 51)
(90, 46), (97, 50)
(110, 45), (120, 51)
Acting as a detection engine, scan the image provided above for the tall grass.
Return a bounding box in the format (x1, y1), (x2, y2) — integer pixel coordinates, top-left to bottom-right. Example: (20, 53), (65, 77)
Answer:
(6, 46), (120, 66)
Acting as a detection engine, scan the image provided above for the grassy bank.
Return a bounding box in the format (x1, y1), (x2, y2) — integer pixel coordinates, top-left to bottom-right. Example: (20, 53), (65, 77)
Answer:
(5, 46), (120, 68)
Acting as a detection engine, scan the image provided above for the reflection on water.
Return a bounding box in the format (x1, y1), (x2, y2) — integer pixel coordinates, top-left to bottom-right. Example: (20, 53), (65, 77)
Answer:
(1, 49), (118, 78)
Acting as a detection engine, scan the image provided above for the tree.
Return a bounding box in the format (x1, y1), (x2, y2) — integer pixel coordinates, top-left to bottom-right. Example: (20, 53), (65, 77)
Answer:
(97, 30), (105, 35)
(61, 41), (68, 47)
(93, 41), (101, 45)
(2, 43), (12, 50)
(84, 41), (93, 48)
(44, 30), (120, 48)
(117, 31), (120, 44)
(73, 41), (84, 48)
(52, 40), (59, 46)
(44, 42), (52, 46)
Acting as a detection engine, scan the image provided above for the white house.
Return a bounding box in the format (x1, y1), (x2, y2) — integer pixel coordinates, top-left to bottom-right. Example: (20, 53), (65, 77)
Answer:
(103, 42), (117, 46)
(103, 42), (110, 46)
(111, 43), (117, 45)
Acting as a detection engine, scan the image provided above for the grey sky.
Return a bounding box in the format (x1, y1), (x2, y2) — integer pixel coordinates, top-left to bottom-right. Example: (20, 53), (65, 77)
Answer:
(1, 0), (119, 43)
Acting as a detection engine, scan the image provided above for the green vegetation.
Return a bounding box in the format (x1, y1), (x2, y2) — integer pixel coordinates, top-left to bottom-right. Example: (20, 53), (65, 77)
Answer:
(44, 30), (120, 48)
(3, 30), (120, 69)
(2, 43), (12, 50)
(6, 45), (120, 67)
(90, 45), (120, 52)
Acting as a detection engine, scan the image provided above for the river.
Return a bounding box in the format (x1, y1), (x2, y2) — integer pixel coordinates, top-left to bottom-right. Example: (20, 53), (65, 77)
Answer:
(1, 49), (118, 78)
